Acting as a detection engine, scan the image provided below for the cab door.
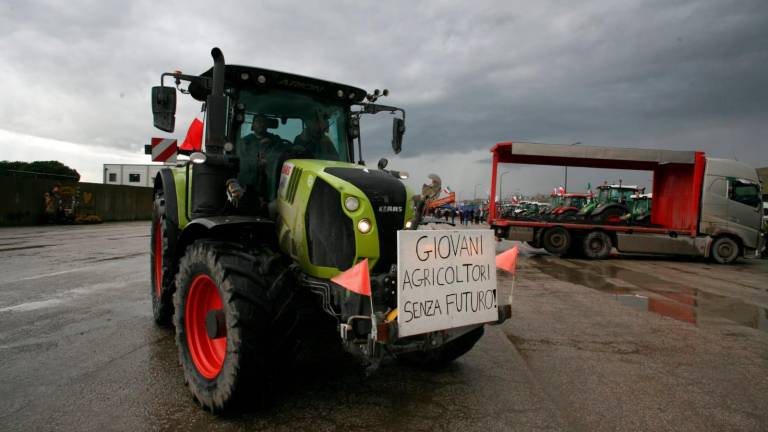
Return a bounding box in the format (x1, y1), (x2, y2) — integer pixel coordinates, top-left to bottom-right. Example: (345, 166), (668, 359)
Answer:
(727, 178), (762, 250)
(700, 175), (729, 236)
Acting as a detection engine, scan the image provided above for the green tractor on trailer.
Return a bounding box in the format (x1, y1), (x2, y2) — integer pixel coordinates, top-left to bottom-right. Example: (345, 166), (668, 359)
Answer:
(149, 48), (503, 412)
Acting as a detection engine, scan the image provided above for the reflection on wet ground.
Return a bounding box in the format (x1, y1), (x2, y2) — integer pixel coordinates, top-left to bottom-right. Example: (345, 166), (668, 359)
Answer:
(526, 255), (768, 333)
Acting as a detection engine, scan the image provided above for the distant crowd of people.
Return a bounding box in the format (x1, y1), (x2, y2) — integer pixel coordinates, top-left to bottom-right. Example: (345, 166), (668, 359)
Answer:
(431, 206), (488, 226)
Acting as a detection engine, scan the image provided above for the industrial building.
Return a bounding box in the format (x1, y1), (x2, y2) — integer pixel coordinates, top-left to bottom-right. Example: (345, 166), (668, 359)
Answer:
(103, 164), (166, 188)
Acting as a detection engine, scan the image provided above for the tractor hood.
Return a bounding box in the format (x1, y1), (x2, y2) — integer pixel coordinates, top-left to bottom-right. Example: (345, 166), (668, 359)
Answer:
(275, 160), (414, 279)
(323, 166), (408, 273)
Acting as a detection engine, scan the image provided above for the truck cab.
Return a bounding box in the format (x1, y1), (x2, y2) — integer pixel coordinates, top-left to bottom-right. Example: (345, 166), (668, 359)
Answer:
(701, 158), (763, 256)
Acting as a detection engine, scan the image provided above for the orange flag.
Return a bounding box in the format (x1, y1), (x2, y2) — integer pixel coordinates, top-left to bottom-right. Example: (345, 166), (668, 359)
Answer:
(331, 258), (372, 296)
(180, 118), (203, 152)
(496, 246), (519, 274)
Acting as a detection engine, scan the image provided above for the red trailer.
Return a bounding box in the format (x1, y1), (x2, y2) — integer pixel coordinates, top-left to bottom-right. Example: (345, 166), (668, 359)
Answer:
(489, 142), (763, 263)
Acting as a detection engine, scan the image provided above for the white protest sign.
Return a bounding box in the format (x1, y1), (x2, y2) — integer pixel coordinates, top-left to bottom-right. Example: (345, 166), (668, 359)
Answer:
(397, 229), (497, 337)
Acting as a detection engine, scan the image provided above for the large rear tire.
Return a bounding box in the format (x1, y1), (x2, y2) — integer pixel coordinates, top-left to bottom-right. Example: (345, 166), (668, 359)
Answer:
(542, 227), (571, 255)
(591, 206), (627, 224)
(174, 240), (300, 413)
(150, 189), (176, 326)
(397, 326), (484, 367)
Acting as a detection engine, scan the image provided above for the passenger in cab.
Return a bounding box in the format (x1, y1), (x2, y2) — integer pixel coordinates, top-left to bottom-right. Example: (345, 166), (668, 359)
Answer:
(293, 111), (338, 160)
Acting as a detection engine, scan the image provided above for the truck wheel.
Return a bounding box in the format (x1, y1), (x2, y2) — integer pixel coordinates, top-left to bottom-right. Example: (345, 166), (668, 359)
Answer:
(711, 236), (740, 264)
(174, 241), (299, 413)
(542, 227), (571, 255)
(397, 326), (484, 367)
(582, 231), (612, 259)
(150, 189), (176, 326)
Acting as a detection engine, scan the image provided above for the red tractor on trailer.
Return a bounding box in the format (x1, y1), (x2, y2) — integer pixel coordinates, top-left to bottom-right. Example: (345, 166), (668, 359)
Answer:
(489, 142), (764, 263)
(547, 192), (589, 220)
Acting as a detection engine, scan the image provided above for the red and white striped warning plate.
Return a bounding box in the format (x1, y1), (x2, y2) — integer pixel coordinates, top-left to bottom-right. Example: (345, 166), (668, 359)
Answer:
(150, 138), (178, 163)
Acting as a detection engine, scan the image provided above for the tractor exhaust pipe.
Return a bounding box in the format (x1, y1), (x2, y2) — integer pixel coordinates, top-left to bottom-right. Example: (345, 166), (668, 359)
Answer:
(211, 48), (225, 97)
(206, 47), (227, 152)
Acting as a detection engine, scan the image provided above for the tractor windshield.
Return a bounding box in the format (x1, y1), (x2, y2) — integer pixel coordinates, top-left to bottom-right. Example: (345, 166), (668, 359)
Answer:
(235, 89), (350, 199)
(603, 187), (636, 204)
(564, 196), (586, 208)
(597, 188), (611, 203)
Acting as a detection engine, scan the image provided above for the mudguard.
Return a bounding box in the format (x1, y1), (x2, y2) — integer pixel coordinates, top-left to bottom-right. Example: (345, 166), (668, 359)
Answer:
(591, 202), (628, 217)
(154, 169), (179, 227)
(177, 216), (276, 257)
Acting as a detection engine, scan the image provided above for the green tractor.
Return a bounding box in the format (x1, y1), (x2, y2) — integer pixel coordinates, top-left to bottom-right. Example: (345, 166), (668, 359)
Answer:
(577, 184), (642, 223)
(149, 48), (506, 412)
(621, 193), (652, 224)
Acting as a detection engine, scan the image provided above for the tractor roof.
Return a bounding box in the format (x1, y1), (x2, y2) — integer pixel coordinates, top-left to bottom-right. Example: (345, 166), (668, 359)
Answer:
(598, 184), (642, 190)
(630, 193), (653, 199)
(196, 65), (367, 104)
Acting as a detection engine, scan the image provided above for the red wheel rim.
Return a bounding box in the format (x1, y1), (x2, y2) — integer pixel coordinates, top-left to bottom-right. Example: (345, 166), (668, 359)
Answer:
(154, 221), (162, 297)
(185, 274), (226, 379)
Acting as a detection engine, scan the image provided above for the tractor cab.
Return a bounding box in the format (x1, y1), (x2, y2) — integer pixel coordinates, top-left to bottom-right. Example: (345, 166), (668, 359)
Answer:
(549, 193), (589, 220)
(622, 193), (653, 224)
(596, 184), (640, 205)
(151, 52), (406, 220)
(562, 194), (588, 209)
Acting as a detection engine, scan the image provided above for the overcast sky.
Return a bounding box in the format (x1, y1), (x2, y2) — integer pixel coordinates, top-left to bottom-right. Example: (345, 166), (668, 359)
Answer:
(1, 0), (766, 198)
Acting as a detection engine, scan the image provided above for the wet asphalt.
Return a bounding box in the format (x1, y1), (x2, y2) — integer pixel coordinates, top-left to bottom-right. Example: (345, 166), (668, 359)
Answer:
(1, 221), (767, 431)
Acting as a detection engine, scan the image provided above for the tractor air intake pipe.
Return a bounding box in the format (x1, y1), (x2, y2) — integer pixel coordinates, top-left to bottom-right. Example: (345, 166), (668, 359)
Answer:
(206, 47), (227, 153)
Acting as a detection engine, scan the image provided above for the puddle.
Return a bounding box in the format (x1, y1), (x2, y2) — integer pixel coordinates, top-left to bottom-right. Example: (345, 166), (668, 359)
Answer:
(528, 257), (768, 333)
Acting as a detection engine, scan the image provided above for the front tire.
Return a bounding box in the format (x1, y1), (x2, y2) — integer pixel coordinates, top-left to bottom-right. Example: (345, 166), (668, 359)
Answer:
(150, 189), (176, 326)
(174, 241), (299, 413)
(397, 326), (484, 367)
(711, 236), (740, 264)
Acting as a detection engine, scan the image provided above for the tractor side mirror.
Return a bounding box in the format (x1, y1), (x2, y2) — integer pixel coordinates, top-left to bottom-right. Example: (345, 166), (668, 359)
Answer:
(392, 117), (405, 154)
(377, 158), (388, 170)
(152, 86), (177, 132)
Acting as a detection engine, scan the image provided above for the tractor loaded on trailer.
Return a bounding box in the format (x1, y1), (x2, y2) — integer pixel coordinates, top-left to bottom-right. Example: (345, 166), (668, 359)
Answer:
(489, 142), (764, 263)
(148, 48), (510, 412)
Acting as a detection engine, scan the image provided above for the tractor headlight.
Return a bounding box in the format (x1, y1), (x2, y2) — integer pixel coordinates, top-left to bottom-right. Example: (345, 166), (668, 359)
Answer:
(357, 218), (372, 234)
(344, 196), (360, 212)
(405, 220), (413, 229)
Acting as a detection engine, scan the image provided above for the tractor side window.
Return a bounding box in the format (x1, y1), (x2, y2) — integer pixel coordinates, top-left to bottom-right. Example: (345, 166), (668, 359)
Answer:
(728, 179), (761, 208)
(326, 110), (344, 154)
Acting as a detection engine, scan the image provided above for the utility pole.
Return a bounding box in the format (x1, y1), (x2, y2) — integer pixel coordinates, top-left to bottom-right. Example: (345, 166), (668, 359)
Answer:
(499, 170), (510, 203)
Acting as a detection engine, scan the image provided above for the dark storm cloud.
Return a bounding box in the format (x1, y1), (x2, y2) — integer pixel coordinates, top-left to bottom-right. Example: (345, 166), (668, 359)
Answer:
(353, 0), (768, 167)
(1, 0), (766, 189)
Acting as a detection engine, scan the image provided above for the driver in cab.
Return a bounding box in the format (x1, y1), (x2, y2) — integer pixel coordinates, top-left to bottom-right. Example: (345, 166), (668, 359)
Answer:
(242, 113), (279, 149)
(238, 113), (281, 194)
